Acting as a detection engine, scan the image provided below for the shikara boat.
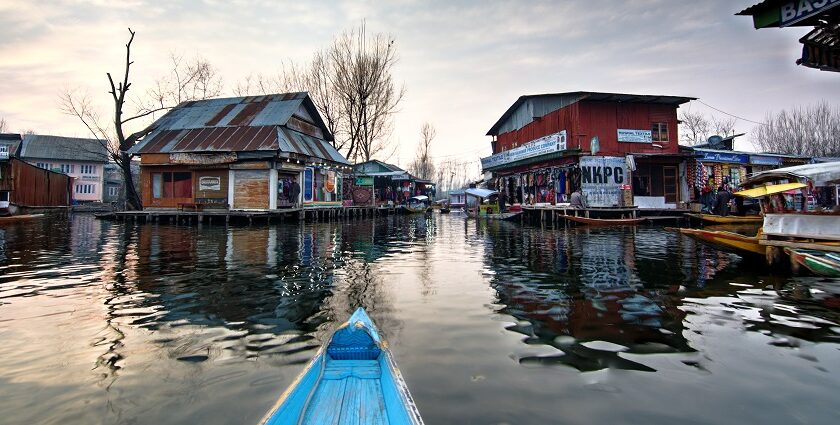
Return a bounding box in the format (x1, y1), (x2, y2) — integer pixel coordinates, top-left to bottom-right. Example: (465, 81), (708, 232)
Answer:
(0, 214), (45, 224)
(785, 248), (840, 277)
(478, 211), (522, 221)
(402, 196), (432, 214)
(677, 227), (766, 257)
(685, 213), (763, 224)
(260, 308), (424, 425)
(561, 215), (646, 226)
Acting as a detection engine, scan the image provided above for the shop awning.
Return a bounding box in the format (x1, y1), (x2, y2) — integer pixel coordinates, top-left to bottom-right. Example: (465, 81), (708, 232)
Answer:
(734, 182), (807, 198)
(410, 195), (429, 201)
(465, 188), (498, 198)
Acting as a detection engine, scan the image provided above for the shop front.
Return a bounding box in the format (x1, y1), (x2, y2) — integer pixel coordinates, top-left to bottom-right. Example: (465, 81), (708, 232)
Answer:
(302, 165), (343, 207)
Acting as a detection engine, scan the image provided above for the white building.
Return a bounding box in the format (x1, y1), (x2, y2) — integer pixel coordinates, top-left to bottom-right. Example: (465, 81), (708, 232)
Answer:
(20, 135), (109, 203)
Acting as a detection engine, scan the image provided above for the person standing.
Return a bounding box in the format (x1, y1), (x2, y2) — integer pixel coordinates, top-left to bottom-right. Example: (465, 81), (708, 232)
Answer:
(714, 185), (731, 216)
(290, 177), (301, 208)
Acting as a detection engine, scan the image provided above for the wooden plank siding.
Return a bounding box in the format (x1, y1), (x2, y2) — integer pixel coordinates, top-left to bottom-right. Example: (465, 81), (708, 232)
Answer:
(1, 159), (71, 207)
(232, 170), (269, 210)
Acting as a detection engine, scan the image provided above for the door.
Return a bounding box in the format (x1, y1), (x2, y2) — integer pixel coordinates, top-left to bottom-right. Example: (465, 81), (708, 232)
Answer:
(663, 166), (678, 204)
(233, 170), (269, 210)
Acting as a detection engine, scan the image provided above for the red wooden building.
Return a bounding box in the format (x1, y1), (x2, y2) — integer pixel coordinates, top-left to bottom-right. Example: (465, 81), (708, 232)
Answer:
(483, 92), (695, 209)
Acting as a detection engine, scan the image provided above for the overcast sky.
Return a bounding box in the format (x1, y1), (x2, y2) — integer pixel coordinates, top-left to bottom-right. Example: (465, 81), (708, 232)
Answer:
(1, 0), (838, 170)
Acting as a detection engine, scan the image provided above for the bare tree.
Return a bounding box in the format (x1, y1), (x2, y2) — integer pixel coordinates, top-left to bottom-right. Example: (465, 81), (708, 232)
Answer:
(0, 117), (8, 133)
(679, 110), (710, 145)
(330, 22), (404, 163)
(409, 122), (435, 180)
(751, 101), (840, 157)
(61, 28), (222, 210)
(233, 22), (404, 164)
(711, 116), (737, 138)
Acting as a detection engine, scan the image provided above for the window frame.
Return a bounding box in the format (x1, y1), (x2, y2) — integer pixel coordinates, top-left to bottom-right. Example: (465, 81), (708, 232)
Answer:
(652, 122), (669, 143)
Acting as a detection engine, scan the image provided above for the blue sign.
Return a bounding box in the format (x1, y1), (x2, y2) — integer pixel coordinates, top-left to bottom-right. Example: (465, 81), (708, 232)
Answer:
(303, 167), (313, 202)
(697, 150), (749, 164)
(779, 0), (840, 27)
(750, 155), (782, 166)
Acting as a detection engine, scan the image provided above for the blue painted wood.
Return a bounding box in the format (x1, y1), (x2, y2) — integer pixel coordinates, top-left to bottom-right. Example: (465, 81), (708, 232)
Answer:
(260, 308), (424, 425)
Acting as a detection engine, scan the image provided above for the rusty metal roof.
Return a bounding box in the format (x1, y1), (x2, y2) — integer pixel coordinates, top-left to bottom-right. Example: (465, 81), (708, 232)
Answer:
(130, 93), (347, 164)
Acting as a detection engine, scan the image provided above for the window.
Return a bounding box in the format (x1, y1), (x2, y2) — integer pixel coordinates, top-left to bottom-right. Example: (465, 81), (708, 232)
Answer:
(108, 187), (119, 197)
(0, 191), (8, 202)
(75, 184), (95, 194)
(36, 162), (50, 169)
(652, 122), (669, 142)
(80, 164), (96, 174)
(151, 171), (192, 199)
(60, 164), (75, 174)
(0, 145), (8, 158)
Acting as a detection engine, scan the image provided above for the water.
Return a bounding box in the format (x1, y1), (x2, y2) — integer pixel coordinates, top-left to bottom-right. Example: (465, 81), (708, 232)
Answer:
(1, 214), (839, 424)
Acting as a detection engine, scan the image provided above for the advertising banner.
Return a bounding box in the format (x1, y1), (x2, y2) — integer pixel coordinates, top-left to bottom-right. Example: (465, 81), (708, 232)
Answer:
(580, 156), (628, 207)
(481, 131), (566, 170)
(617, 129), (652, 143)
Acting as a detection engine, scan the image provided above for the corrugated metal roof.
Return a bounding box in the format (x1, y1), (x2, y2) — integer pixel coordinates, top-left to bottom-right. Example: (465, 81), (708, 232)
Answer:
(20, 134), (109, 162)
(487, 91), (696, 136)
(130, 92), (347, 164)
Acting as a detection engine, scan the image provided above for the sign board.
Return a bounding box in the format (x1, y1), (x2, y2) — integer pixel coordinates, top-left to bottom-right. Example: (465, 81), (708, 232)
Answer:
(617, 129), (652, 143)
(779, 0), (840, 27)
(750, 155), (782, 166)
(697, 150), (749, 164)
(170, 152), (236, 165)
(198, 176), (221, 191)
(355, 176), (373, 186)
(580, 156), (627, 207)
(480, 130), (566, 170)
(303, 167), (314, 202)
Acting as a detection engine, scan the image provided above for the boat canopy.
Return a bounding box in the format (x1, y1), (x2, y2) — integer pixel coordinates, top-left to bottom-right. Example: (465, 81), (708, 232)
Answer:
(734, 182), (807, 198)
(409, 195), (429, 201)
(743, 161), (840, 187)
(465, 188), (498, 198)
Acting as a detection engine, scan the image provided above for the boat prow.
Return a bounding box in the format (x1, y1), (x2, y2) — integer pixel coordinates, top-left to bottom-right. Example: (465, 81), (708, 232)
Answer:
(261, 307), (424, 425)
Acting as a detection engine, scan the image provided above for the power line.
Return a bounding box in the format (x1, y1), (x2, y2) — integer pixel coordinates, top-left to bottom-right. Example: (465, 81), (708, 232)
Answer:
(694, 100), (769, 126)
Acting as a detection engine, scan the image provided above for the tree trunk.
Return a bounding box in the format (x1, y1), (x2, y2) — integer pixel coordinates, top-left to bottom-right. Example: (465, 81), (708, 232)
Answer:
(119, 152), (142, 210)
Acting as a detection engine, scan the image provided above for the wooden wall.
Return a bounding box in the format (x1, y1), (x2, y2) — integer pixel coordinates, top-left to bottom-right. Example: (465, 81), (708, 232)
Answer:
(2, 159), (71, 207)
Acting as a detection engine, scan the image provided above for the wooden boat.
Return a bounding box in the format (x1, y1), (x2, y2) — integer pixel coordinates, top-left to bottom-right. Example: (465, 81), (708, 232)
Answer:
(685, 213), (763, 224)
(478, 211), (522, 221)
(677, 227), (766, 257)
(439, 207), (450, 214)
(0, 214), (45, 224)
(402, 196), (432, 214)
(785, 248), (840, 277)
(260, 308), (424, 425)
(562, 215), (646, 226)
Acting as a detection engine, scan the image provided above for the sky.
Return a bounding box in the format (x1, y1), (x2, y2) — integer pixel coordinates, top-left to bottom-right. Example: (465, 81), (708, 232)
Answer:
(1, 0), (839, 173)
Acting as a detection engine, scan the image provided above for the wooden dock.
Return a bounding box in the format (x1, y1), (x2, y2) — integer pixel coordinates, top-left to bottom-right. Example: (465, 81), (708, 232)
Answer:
(521, 205), (689, 226)
(99, 205), (399, 225)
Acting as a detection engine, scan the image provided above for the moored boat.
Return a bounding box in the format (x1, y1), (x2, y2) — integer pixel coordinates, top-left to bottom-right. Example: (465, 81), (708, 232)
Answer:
(260, 308), (424, 425)
(562, 215), (646, 226)
(677, 227), (766, 258)
(785, 248), (840, 277)
(0, 213), (45, 224)
(685, 213), (763, 224)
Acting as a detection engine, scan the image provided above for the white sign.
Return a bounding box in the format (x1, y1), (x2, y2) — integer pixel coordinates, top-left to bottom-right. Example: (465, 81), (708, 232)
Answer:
(617, 129), (652, 143)
(580, 156), (628, 207)
(780, 0), (839, 27)
(199, 176), (221, 191)
(481, 130), (566, 170)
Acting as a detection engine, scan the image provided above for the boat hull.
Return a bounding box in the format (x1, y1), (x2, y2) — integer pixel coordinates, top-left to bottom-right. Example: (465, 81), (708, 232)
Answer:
(0, 214), (45, 224)
(785, 248), (840, 277)
(686, 213), (763, 224)
(678, 228), (766, 257)
(261, 308), (424, 425)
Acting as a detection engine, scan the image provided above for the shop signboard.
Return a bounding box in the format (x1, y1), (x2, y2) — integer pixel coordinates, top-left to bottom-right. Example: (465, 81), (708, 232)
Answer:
(355, 176), (373, 186)
(779, 0), (840, 27)
(750, 155), (782, 166)
(617, 129), (652, 143)
(580, 156), (627, 207)
(198, 176), (221, 191)
(481, 130), (566, 170)
(303, 167), (313, 202)
(697, 150), (749, 164)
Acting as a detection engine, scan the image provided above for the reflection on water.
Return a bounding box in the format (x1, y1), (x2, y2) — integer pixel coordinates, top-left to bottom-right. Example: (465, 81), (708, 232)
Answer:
(0, 214), (839, 424)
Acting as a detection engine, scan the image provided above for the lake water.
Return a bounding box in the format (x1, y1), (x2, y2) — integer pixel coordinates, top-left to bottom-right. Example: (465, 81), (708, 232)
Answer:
(1, 214), (839, 424)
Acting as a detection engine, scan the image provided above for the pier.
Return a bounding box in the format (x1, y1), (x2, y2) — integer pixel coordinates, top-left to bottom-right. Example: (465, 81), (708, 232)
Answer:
(520, 204), (689, 226)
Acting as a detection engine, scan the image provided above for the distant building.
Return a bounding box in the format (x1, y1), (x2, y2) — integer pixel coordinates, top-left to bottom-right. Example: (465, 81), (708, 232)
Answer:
(0, 133), (22, 160)
(483, 91), (694, 209)
(128, 93), (350, 210)
(19, 134), (109, 203)
(352, 160), (435, 206)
